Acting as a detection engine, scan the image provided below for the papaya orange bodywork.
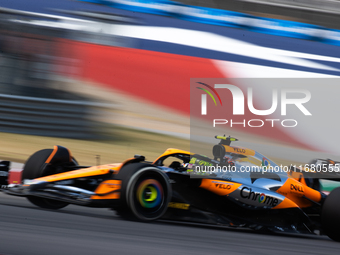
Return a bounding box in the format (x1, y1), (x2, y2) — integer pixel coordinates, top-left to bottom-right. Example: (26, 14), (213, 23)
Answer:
(91, 180), (121, 200)
(36, 163), (122, 182)
(153, 148), (192, 164)
(276, 178), (321, 208)
(200, 179), (242, 196)
(272, 197), (299, 209)
(288, 170), (308, 186)
(45, 145), (59, 164)
(223, 145), (256, 157)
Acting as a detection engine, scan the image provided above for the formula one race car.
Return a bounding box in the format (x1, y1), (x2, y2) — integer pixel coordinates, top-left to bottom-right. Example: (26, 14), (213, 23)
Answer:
(1, 136), (340, 241)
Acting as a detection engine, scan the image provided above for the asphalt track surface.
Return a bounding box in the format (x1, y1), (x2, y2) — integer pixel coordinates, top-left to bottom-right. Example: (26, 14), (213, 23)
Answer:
(0, 193), (340, 255)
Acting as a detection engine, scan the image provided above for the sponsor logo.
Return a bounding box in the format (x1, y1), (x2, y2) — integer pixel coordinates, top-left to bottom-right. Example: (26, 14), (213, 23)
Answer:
(258, 193), (266, 203)
(215, 183), (231, 189)
(262, 157), (270, 170)
(233, 148), (245, 153)
(290, 184), (304, 193)
(240, 187), (279, 206)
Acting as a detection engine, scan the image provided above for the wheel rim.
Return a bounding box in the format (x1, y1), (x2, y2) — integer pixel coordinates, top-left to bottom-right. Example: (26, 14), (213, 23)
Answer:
(137, 179), (163, 209)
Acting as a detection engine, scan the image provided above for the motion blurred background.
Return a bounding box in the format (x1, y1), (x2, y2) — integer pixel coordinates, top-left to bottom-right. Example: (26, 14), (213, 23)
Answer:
(1, 0), (340, 166)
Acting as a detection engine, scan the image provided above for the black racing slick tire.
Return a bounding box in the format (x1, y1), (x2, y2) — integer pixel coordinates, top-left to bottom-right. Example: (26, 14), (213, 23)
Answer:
(22, 149), (69, 210)
(322, 187), (340, 242)
(116, 163), (171, 222)
(22, 149), (52, 180)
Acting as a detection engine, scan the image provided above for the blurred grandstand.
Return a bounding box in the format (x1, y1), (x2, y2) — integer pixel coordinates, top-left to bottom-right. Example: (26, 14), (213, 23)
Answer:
(0, 7), (132, 138)
(180, 0), (340, 29)
(0, 6), (189, 140)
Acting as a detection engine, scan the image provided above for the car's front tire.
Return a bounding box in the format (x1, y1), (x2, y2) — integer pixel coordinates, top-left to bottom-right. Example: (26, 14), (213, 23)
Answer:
(116, 163), (171, 222)
(22, 149), (69, 210)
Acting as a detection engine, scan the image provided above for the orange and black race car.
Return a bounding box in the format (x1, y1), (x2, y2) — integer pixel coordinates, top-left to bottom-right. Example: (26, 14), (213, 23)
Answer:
(1, 135), (340, 241)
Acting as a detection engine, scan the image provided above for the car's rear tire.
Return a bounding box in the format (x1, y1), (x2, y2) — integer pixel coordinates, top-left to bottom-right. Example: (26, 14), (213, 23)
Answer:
(322, 187), (340, 241)
(116, 163), (171, 222)
(22, 149), (69, 210)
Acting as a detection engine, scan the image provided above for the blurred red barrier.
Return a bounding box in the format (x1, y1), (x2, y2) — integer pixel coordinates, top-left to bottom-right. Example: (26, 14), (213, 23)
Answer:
(56, 39), (226, 114)
(55, 40), (313, 150)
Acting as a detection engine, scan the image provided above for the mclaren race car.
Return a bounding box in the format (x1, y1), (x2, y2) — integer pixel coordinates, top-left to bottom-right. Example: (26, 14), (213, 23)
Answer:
(1, 136), (340, 242)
